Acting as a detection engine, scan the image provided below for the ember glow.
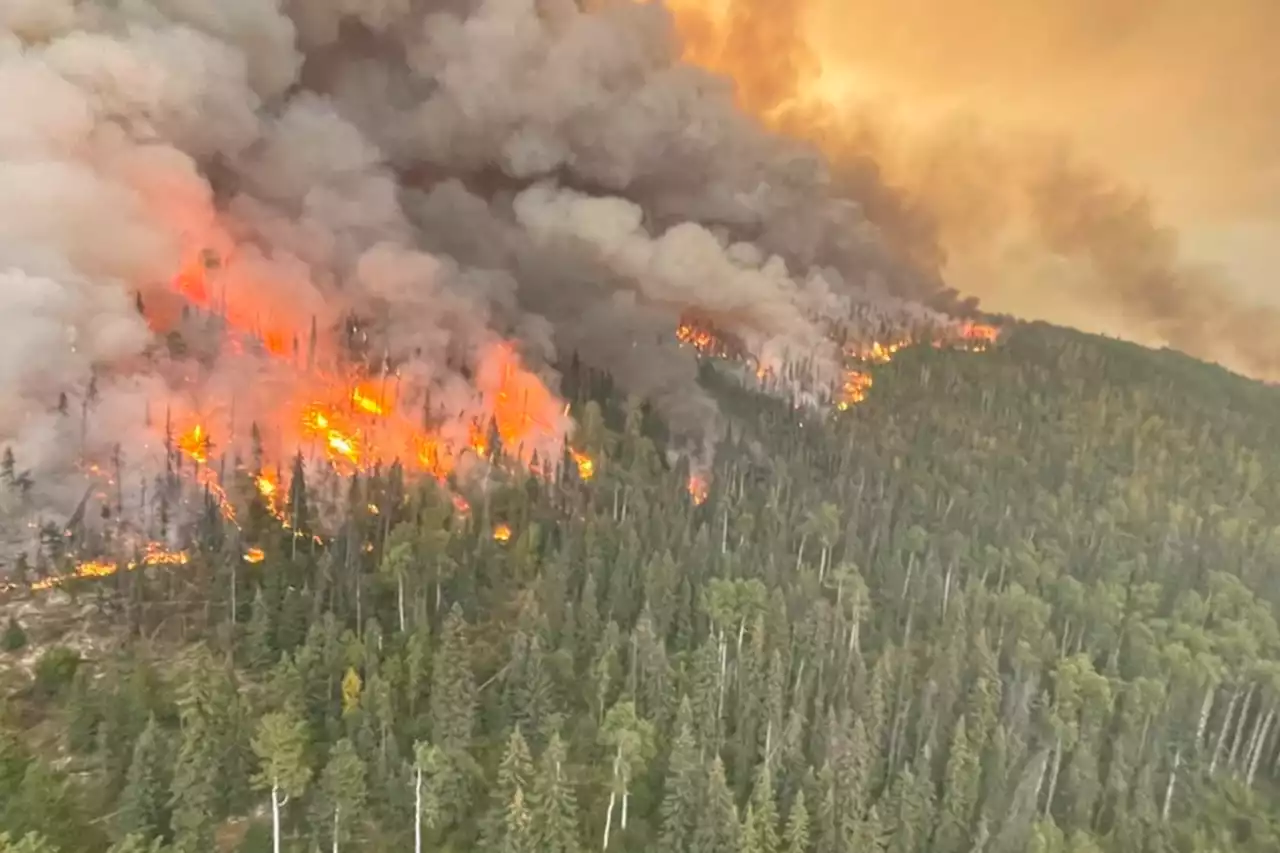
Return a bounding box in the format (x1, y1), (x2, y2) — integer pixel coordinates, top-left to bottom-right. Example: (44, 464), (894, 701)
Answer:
(687, 474), (709, 505)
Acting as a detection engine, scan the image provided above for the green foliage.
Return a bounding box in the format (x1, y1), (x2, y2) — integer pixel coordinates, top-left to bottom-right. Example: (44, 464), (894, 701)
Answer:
(31, 647), (79, 701)
(8, 325), (1280, 852)
(1, 617), (25, 653)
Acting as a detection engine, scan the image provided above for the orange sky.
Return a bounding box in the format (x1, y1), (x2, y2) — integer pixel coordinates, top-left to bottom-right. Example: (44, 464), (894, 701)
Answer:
(668, 0), (1280, 349)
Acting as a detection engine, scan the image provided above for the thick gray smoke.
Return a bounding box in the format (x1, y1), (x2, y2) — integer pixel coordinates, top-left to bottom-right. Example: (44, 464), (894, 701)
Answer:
(0, 0), (958, 548)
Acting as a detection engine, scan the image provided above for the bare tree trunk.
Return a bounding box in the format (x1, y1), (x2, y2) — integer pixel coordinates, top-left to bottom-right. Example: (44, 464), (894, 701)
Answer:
(398, 572), (406, 633)
(271, 784), (286, 853)
(1227, 683), (1256, 771)
(414, 767), (423, 853)
(1210, 685), (1242, 775)
(603, 748), (621, 851)
(1043, 734), (1063, 818)
(1246, 706), (1276, 787)
(333, 805), (340, 853)
(1195, 685), (1216, 749)
(1161, 748), (1181, 823)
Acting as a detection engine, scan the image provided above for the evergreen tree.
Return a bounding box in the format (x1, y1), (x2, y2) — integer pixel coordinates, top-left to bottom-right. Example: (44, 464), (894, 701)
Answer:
(482, 728), (534, 852)
(250, 710), (311, 853)
(782, 790), (810, 853)
(530, 732), (581, 853)
(317, 738), (367, 853)
(692, 757), (739, 853)
(429, 604), (476, 823)
(659, 700), (702, 853)
(118, 716), (172, 843)
(935, 718), (980, 853)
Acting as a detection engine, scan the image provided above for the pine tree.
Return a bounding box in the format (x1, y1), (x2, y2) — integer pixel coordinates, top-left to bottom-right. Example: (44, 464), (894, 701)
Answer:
(782, 790), (810, 853)
(530, 732), (581, 853)
(318, 738), (367, 853)
(659, 700), (702, 853)
(692, 756), (739, 853)
(743, 761), (780, 853)
(429, 604), (476, 823)
(250, 710), (311, 853)
(118, 716), (172, 843)
(64, 666), (99, 754)
(169, 674), (220, 853)
(482, 728), (534, 851)
(935, 724), (978, 847)
(244, 586), (275, 671)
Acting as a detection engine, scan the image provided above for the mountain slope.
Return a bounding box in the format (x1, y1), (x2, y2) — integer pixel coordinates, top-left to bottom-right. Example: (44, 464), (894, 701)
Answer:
(4, 323), (1280, 853)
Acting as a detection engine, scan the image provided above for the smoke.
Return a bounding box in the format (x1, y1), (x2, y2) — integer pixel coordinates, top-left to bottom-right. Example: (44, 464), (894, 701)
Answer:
(667, 0), (1280, 379)
(0, 0), (953, 537)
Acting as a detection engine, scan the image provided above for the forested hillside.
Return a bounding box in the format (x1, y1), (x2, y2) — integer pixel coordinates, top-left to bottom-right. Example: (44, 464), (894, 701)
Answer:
(4, 322), (1280, 853)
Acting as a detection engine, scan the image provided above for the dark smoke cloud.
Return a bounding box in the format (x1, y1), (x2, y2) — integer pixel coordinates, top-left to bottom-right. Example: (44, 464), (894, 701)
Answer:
(0, 0), (954, 538)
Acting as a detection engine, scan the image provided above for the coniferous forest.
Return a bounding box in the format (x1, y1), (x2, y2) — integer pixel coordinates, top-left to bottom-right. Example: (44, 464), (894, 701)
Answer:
(5, 322), (1280, 853)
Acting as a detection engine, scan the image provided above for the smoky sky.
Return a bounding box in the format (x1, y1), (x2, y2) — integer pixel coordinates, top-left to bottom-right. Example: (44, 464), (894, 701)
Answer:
(0, 0), (970, 530)
(669, 0), (1280, 379)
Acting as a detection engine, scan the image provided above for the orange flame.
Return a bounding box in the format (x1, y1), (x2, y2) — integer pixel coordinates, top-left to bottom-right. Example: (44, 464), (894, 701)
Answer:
(837, 370), (873, 411)
(351, 386), (385, 415)
(492, 523), (512, 542)
(677, 320), (727, 357)
(687, 474), (709, 505)
(571, 449), (595, 481)
(178, 424), (209, 465)
(244, 547), (265, 563)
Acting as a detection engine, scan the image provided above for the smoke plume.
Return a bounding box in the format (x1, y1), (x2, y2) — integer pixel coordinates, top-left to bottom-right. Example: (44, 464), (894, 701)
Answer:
(667, 0), (1280, 379)
(0, 0), (958, 540)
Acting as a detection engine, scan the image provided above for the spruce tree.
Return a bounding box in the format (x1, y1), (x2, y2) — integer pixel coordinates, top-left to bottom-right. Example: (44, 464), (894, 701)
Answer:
(659, 700), (702, 853)
(530, 732), (581, 853)
(118, 716), (172, 843)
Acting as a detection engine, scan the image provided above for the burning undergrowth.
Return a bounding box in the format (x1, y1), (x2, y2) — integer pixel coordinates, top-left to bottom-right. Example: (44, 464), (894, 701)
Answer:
(0, 0), (998, 576)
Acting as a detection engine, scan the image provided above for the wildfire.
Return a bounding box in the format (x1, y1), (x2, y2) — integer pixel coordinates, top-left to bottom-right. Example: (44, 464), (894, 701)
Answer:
(140, 543), (190, 566)
(28, 542), (189, 592)
(846, 339), (910, 365)
(677, 320), (727, 357)
(837, 370), (874, 411)
(351, 386), (385, 415)
(687, 474), (709, 505)
(178, 424), (210, 464)
(571, 449), (595, 481)
(302, 405), (362, 466)
(492, 523), (512, 542)
(243, 547), (265, 563)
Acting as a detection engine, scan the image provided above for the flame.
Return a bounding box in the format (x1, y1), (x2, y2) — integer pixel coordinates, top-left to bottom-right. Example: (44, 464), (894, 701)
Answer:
(146, 246), (572, 524)
(837, 370), (873, 411)
(676, 319), (727, 357)
(452, 494), (472, 514)
(846, 339), (911, 365)
(28, 541), (190, 591)
(140, 543), (189, 566)
(571, 449), (595, 481)
(351, 386), (385, 415)
(243, 547), (265, 563)
(492, 523), (512, 542)
(687, 474), (709, 505)
(178, 424), (209, 464)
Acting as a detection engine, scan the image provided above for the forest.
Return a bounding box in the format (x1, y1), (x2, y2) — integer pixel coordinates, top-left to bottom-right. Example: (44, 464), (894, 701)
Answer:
(3, 321), (1280, 853)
